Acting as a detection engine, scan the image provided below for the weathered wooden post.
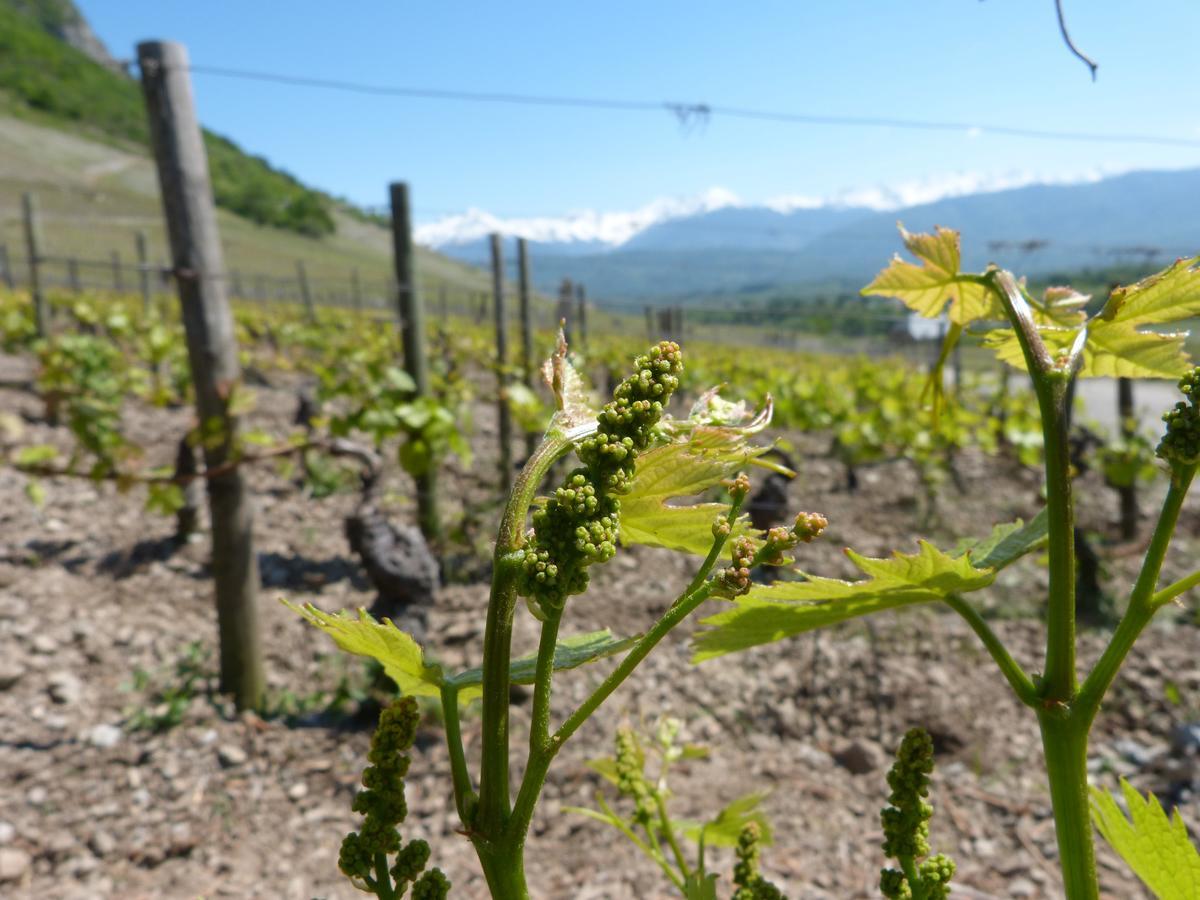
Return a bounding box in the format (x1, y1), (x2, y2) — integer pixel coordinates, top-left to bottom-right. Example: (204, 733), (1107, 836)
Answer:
(138, 39), (264, 711)
(389, 181), (440, 541)
(20, 193), (47, 336)
(67, 258), (81, 294)
(110, 251), (124, 293)
(0, 243), (13, 290)
(295, 259), (315, 320)
(490, 233), (513, 491)
(135, 231), (152, 314)
(575, 282), (588, 353)
(1117, 377), (1139, 539)
(350, 266), (362, 313)
(517, 238), (537, 455)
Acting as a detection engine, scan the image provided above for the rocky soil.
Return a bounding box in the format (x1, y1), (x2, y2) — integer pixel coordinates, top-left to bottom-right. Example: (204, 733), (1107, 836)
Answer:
(1, 353), (1198, 899)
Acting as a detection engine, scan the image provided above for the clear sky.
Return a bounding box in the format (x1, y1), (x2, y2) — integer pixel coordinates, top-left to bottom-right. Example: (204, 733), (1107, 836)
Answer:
(79, 1), (1200, 229)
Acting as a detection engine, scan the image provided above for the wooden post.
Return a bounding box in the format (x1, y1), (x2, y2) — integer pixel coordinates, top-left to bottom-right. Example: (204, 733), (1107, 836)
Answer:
(138, 39), (264, 711)
(490, 233), (513, 491)
(575, 282), (588, 353)
(20, 194), (47, 336)
(68, 258), (81, 294)
(350, 266), (362, 313)
(0, 243), (13, 290)
(389, 181), (440, 541)
(557, 278), (574, 344)
(135, 231), (152, 314)
(295, 259), (315, 320)
(1117, 377), (1139, 539)
(517, 238), (536, 455)
(230, 268), (243, 300)
(110, 251), (124, 293)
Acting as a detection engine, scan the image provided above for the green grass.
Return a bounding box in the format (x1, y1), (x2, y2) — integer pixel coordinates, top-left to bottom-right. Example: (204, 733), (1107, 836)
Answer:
(0, 105), (491, 301)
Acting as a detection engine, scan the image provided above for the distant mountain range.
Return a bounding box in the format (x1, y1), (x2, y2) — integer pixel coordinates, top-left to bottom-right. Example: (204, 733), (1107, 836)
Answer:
(429, 168), (1200, 302)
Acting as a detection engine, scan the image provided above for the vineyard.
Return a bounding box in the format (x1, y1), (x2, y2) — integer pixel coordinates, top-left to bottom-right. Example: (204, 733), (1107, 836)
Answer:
(1, 26), (1200, 900)
(2, 224), (1200, 898)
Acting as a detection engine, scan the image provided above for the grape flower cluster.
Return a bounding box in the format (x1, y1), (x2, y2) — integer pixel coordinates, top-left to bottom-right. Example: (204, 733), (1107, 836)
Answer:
(613, 725), (655, 826)
(1157, 366), (1200, 470)
(517, 341), (683, 617)
(339, 697), (450, 898)
(879, 728), (954, 900)
(732, 821), (785, 900)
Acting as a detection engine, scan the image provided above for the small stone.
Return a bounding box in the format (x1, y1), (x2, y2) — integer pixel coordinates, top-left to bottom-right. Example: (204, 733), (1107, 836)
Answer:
(0, 822), (14, 845)
(27, 786), (47, 806)
(833, 739), (883, 775)
(1171, 722), (1200, 754)
(217, 745), (248, 768)
(46, 671), (82, 705)
(89, 831), (116, 858)
(0, 847), (31, 882)
(31, 634), (57, 655)
(0, 662), (25, 691)
(86, 724), (123, 749)
(1113, 738), (1155, 768)
(1009, 876), (1037, 897)
(287, 782), (308, 801)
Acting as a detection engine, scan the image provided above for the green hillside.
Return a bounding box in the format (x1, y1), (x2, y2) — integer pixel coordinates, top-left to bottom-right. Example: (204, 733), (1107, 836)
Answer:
(0, 0), (490, 300)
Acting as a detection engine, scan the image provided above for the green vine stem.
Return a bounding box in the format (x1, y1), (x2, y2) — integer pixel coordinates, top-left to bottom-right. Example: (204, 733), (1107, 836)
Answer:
(942, 594), (1038, 707)
(1076, 465), (1196, 728)
(985, 268), (1097, 898)
(476, 430), (581, 840)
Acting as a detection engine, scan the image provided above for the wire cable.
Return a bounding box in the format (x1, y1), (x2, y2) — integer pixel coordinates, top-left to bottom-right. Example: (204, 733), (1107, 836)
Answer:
(170, 62), (1200, 149)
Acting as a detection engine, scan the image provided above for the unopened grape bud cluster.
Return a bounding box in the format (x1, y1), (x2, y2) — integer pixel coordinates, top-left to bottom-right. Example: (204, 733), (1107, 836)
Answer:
(518, 342), (682, 614)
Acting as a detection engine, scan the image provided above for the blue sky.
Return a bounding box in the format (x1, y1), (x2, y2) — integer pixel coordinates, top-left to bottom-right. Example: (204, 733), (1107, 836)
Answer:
(81, 1), (1200, 235)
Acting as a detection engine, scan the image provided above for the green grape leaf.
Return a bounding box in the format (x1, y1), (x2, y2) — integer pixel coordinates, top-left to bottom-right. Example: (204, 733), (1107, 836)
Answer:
(983, 257), (1200, 379)
(861, 224), (1000, 325)
(682, 872), (719, 900)
(1097, 255), (1200, 326)
(682, 792), (773, 848)
(619, 423), (770, 555)
(1090, 779), (1200, 899)
(960, 507), (1049, 571)
(24, 478), (45, 507)
(282, 601), (445, 697)
(15, 444), (58, 465)
(447, 629), (637, 703)
(983, 322), (1190, 379)
(542, 329), (596, 438)
(692, 540), (994, 661)
(288, 602), (634, 704)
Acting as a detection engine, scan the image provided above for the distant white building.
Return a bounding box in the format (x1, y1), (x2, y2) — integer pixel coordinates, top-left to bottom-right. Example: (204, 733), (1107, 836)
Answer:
(906, 312), (949, 341)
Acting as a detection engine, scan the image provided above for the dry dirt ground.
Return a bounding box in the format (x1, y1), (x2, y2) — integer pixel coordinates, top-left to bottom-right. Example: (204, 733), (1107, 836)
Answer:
(1, 354), (1198, 899)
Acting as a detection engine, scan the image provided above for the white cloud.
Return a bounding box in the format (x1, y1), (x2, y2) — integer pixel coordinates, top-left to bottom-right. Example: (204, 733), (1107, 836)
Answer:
(418, 166), (1132, 248)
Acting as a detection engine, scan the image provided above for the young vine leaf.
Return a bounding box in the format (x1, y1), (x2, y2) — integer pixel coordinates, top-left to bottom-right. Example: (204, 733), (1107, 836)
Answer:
(1090, 778), (1200, 900)
(618, 395), (776, 556)
(681, 792), (773, 848)
(691, 513), (1047, 661)
(986, 254), (1200, 379)
(541, 328), (598, 439)
(283, 601), (445, 698)
(860, 224), (999, 325)
(283, 601), (635, 704)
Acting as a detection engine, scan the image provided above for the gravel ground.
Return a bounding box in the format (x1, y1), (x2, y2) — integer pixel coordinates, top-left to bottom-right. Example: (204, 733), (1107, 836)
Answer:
(1, 353), (1198, 899)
